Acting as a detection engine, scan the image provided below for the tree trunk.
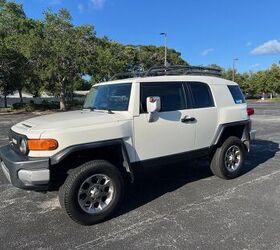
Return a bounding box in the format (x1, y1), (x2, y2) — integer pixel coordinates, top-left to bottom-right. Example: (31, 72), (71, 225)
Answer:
(19, 89), (23, 103)
(4, 95), (7, 108)
(60, 90), (66, 111)
(59, 78), (67, 111)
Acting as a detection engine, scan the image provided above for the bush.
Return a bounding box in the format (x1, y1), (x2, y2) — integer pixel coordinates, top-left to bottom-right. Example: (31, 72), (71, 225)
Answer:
(12, 100), (59, 111)
(12, 103), (27, 109)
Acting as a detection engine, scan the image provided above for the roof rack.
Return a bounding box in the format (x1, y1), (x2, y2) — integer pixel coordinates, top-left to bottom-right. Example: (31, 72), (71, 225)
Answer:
(109, 71), (145, 81)
(145, 65), (222, 77)
(110, 65), (222, 80)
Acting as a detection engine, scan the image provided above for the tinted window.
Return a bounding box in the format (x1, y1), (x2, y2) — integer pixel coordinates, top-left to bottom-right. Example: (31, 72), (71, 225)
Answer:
(141, 83), (187, 112)
(189, 82), (214, 108)
(228, 85), (245, 104)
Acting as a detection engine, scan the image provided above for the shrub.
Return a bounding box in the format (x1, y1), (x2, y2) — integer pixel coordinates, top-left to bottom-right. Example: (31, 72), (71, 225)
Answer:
(12, 100), (59, 111)
(12, 103), (26, 109)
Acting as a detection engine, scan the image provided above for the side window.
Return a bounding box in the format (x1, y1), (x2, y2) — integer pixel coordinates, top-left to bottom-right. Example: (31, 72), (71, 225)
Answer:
(189, 82), (214, 108)
(140, 82), (187, 112)
(228, 85), (245, 104)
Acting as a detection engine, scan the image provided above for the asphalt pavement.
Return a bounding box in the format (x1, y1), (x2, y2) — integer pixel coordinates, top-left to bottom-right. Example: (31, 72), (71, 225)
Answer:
(0, 102), (280, 250)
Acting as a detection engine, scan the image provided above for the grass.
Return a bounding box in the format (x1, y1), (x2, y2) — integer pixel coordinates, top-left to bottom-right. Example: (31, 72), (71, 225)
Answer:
(0, 107), (13, 113)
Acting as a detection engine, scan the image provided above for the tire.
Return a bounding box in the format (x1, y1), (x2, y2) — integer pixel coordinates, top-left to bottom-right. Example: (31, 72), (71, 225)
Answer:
(210, 136), (246, 179)
(58, 160), (124, 225)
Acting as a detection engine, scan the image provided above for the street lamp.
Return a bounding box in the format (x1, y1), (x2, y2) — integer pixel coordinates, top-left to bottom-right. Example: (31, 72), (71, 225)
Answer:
(232, 58), (239, 81)
(160, 32), (167, 67)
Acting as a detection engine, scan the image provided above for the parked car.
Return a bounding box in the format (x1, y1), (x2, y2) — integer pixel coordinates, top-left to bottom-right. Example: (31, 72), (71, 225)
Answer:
(0, 65), (256, 225)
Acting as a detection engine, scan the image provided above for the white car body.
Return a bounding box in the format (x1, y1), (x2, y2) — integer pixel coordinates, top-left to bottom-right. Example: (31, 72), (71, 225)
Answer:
(0, 69), (256, 224)
(11, 75), (248, 162)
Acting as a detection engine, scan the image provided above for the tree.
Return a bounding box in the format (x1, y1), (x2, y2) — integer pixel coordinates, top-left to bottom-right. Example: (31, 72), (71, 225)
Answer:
(0, 47), (28, 107)
(0, 0), (41, 102)
(40, 9), (96, 110)
(267, 64), (280, 96)
(90, 40), (188, 83)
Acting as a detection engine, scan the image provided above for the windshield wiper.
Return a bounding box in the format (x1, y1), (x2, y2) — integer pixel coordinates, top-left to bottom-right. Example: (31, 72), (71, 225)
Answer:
(82, 107), (95, 111)
(107, 109), (114, 114)
(94, 106), (115, 114)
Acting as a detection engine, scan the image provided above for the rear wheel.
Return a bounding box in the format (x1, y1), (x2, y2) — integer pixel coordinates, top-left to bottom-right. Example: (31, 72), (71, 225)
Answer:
(210, 136), (246, 179)
(59, 160), (124, 225)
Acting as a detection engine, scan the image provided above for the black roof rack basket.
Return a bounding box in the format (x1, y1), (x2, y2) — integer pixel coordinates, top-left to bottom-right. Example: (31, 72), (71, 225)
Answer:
(109, 71), (145, 81)
(110, 65), (222, 80)
(144, 65), (222, 77)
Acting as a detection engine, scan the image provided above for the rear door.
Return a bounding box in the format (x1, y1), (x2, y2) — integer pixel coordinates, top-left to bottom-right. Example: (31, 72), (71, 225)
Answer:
(133, 82), (196, 161)
(186, 82), (218, 149)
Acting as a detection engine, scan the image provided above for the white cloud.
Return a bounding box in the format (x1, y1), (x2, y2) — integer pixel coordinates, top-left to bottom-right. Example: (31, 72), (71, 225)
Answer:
(78, 3), (84, 13)
(201, 48), (214, 56)
(91, 0), (106, 9)
(250, 40), (280, 55)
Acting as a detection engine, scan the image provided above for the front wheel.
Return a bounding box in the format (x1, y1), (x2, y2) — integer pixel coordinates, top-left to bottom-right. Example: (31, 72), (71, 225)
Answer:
(59, 160), (124, 225)
(210, 136), (246, 179)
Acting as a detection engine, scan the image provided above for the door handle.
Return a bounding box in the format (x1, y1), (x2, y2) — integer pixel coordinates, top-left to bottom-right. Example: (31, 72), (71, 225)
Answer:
(181, 115), (196, 123)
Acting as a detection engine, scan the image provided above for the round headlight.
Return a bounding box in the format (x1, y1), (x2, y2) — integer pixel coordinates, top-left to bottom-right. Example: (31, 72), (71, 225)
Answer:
(19, 138), (28, 155)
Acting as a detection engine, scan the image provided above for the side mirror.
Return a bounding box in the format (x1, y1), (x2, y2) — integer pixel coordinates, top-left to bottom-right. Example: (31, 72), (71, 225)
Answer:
(146, 96), (161, 122)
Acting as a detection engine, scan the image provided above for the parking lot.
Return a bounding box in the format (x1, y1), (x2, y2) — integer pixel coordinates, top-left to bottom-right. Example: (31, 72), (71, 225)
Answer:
(0, 102), (280, 250)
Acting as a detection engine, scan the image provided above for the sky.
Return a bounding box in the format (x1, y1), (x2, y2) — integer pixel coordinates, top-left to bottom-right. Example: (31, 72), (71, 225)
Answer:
(14, 0), (280, 72)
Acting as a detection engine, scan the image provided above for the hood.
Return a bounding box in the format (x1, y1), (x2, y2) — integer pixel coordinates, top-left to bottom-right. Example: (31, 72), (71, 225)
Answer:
(13, 110), (132, 133)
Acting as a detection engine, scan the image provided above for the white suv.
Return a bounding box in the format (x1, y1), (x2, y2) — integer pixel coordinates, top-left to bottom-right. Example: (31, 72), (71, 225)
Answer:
(0, 66), (256, 225)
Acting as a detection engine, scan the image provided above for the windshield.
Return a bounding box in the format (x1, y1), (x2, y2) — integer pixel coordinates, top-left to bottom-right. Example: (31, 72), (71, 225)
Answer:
(83, 83), (132, 111)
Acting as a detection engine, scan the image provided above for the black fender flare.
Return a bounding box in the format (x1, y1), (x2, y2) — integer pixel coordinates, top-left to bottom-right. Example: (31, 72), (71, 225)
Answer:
(211, 120), (251, 150)
(50, 139), (134, 182)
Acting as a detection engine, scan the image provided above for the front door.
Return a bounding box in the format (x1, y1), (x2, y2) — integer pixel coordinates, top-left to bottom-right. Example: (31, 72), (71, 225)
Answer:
(133, 82), (196, 162)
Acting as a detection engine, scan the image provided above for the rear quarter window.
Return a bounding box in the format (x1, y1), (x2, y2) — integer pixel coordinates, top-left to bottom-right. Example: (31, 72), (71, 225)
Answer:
(189, 82), (214, 108)
(228, 85), (245, 104)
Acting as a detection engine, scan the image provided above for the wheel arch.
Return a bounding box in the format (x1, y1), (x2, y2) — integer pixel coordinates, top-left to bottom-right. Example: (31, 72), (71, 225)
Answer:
(50, 139), (134, 186)
(211, 120), (251, 152)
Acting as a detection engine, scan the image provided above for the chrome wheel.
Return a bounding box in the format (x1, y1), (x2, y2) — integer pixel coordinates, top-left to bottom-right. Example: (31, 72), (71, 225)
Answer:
(224, 145), (241, 172)
(78, 174), (114, 214)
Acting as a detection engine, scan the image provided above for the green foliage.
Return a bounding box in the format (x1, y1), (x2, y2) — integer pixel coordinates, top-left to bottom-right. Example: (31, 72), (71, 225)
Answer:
(12, 100), (60, 111)
(1, 0), (280, 111)
(0, 0), (188, 110)
(91, 39), (187, 83)
(0, 0), (40, 105)
(0, 46), (30, 107)
(38, 9), (96, 110)
(222, 64), (280, 96)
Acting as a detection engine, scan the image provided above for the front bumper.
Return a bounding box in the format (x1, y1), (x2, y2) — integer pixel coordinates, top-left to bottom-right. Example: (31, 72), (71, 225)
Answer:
(0, 145), (50, 191)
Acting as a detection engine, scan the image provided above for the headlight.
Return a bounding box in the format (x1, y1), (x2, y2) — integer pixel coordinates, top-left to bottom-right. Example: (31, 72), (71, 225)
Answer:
(19, 138), (28, 155)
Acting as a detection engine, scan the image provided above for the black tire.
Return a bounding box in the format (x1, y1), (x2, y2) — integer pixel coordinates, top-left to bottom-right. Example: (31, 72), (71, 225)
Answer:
(210, 136), (246, 179)
(58, 160), (124, 225)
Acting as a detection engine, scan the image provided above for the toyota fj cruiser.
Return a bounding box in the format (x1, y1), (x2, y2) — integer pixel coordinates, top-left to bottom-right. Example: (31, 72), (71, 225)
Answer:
(0, 66), (256, 225)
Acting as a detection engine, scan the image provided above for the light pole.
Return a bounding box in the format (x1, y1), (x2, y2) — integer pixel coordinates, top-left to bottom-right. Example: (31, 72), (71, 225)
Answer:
(160, 32), (167, 67)
(232, 58), (239, 81)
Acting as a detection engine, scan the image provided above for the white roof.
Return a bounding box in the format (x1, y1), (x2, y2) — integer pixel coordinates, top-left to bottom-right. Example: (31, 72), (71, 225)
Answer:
(95, 75), (237, 86)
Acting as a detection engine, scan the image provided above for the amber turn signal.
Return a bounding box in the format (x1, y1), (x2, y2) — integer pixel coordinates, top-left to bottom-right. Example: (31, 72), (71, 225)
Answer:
(28, 139), (58, 151)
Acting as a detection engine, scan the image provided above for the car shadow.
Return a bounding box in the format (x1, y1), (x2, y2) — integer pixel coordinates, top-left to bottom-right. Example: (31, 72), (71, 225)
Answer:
(115, 139), (279, 218)
(242, 139), (279, 174)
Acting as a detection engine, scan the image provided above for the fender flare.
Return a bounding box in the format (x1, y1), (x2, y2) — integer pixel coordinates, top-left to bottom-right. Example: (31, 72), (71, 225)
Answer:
(50, 139), (134, 182)
(211, 120), (251, 147)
